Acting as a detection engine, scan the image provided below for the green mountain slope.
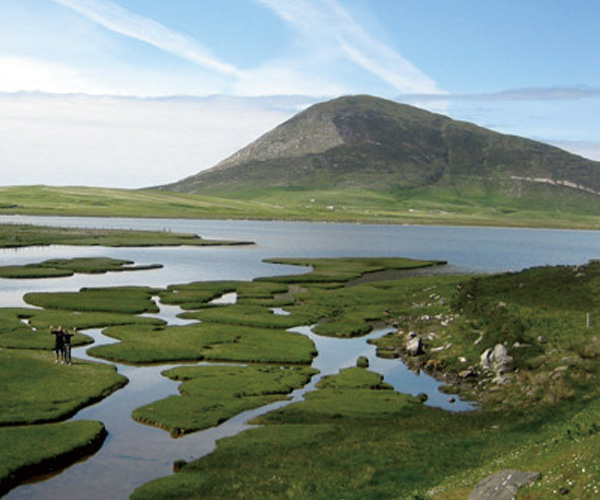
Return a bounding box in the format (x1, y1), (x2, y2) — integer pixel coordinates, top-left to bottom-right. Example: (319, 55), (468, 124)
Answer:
(2, 96), (600, 228)
(159, 95), (600, 201)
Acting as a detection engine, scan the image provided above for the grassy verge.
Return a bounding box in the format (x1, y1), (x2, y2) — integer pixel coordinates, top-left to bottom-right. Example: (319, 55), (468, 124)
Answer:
(0, 421), (107, 497)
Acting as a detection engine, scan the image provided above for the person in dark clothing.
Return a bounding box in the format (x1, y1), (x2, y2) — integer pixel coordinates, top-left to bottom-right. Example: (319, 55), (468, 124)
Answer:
(63, 326), (76, 365)
(50, 325), (65, 364)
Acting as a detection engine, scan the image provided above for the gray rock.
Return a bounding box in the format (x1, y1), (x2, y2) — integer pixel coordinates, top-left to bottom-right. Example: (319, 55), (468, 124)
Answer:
(458, 369), (477, 379)
(405, 335), (423, 356)
(469, 470), (540, 500)
(480, 344), (514, 375)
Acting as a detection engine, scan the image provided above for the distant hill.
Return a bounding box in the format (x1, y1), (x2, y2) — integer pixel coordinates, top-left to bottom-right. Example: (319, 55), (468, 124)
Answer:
(159, 95), (600, 200)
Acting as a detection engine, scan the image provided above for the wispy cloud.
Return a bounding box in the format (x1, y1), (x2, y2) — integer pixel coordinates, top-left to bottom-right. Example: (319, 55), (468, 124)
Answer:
(51, 0), (244, 78)
(398, 86), (600, 103)
(50, 0), (443, 97)
(256, 0), (443, 95)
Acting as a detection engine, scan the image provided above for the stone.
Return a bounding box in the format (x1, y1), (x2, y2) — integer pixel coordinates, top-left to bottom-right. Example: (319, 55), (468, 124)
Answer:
(405, 335), (423, 356)
(458, 369), (476, 379)
(469, 470), (541, 500)
(480, 344), (514, 375)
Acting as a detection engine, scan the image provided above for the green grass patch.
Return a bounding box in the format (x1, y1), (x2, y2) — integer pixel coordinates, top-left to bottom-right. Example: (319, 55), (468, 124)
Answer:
(159, 280), (290, 310)
(89, 323), (316, 365)
(0, 307), (163, 350)
(133, 364), (318, 435)
(0, 420), (107, 496)
(130, 368), (506, 500)
(0, 349), (127, 425)
(0, 221), (251, 248)
(261, 257), (445, 284)
(0, 257), (162, 279)
(24, 286), (160, 315)
(180, 304), (318, 330)
(3, 184), (600, 229)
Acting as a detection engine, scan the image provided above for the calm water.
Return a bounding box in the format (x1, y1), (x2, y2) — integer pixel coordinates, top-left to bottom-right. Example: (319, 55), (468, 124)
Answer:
(2, 216), (600, 499)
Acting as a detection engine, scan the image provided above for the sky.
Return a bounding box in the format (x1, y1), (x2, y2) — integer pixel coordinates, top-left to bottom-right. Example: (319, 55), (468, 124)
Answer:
(0, 0), (599, 188)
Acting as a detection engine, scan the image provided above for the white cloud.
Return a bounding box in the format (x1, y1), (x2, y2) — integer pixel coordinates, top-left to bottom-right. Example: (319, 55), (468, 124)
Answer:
(0, 93), (314, 188)
(0, 56), (102, 94)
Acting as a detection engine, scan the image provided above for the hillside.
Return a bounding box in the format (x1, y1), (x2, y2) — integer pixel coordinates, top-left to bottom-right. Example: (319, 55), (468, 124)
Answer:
(2, 95), (600, 228)
(159, 95), (600, 201)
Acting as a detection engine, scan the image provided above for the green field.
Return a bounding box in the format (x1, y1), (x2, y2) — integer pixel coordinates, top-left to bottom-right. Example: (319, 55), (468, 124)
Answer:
(1, 184), (600, 229)
(0, 421), (107, 497)
(0, 218), (252, 248)
(0, 331), (127, 493)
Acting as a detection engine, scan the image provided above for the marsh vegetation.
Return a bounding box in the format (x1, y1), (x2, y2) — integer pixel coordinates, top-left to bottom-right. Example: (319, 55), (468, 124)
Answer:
(1, 225), (600, 499)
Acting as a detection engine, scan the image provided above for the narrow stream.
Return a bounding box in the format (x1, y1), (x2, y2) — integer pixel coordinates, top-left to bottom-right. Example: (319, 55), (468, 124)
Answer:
(6, 299), (473, 500)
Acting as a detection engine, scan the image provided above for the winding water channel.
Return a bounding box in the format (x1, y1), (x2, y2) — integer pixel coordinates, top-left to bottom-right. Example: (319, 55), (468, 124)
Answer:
(3, 217), (600, 499)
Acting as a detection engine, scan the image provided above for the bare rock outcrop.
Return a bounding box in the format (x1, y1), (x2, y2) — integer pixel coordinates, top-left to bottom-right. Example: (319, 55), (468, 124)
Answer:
(480, 344), (514, 376)
(469, 470), (540, 500)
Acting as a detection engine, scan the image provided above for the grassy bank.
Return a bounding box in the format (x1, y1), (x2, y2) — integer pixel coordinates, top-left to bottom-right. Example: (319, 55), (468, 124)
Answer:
(1, 184), (600, 229)
(0, 421), (107, 497)
(0, 220), (252, 248)
(0, 349), (127, 425)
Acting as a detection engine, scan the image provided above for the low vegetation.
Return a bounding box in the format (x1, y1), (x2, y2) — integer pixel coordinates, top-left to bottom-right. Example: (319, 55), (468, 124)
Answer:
(0, 421), (107, 497)
(89, 322), (316, 365)
(4, 252), (600, 498)
(24, 286), (161, 315)
(130, 258), (600, 499)
(0, 349), (127, 425)
(0, 313), (127, 494)
(0, 220), (252, 248)
(2, 184), (600, 229)
(133, 364), (318, 436)
(0, 257), (162, 279)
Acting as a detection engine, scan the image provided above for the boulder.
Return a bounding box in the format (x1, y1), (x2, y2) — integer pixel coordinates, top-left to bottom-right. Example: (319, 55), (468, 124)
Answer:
(469, 470), (540, 500)
(480, 344), (514, 375)
(405, 335), (423, 356)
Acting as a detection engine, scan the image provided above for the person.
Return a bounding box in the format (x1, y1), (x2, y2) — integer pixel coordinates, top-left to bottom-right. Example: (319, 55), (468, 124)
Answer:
(63, 326), (76, 365)
(50, 325), (65, 364)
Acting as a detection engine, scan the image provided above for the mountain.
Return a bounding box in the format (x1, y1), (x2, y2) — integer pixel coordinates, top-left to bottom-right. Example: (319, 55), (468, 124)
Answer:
(159, 95), (600, 202)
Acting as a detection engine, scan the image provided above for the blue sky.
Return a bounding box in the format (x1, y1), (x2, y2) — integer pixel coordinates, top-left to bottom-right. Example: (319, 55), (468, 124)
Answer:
(0, 0), (599, 187)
